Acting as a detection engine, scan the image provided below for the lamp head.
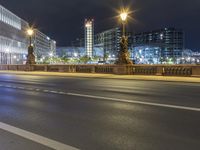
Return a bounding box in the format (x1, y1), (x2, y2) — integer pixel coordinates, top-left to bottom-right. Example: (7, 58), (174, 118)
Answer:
(120, 12), (128, 22)
(27, 29), (34, 36)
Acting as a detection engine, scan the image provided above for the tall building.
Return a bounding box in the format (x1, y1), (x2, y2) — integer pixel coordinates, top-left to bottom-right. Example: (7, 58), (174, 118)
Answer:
(0, 4), (28, 64)
(85, 19), (94, 58)
(132, 28), (184, 60)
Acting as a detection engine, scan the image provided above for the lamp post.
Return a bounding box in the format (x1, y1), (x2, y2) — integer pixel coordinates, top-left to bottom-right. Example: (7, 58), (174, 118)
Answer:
(116, 10), (133, 65)
(26, 28), (36, 65)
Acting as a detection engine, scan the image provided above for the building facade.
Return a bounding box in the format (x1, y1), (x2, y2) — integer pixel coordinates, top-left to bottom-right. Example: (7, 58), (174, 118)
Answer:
(132, 28), (184, 61)
(57, 47), (103, 59)
(32, 30), (56, 61)
(94, 27), (133, 61)
(0, 4), (56, 64)
(94, 27), (121, 60)
(0, 4), (28, 64)
(85, 19), (94, 58)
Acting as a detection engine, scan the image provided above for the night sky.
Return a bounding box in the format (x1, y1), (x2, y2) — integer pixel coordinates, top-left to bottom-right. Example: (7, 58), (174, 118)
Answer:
(0, 0), (199, 50)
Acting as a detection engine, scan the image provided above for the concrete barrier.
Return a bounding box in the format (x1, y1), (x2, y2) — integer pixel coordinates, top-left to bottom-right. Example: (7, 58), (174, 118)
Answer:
(0, 64), (199, 77)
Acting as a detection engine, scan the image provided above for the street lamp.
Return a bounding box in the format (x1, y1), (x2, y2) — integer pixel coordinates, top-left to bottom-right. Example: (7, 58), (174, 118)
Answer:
(26, 28), (36, 65)
(120, 11), (128, 37)
(116, 9), (133, 65)
(27, 28), (34, 46)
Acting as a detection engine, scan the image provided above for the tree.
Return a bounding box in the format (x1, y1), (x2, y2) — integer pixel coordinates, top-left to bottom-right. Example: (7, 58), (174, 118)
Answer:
(104, 53), (109, 61)
(79, 56), (91, 64)
(93, 56), (101, 62)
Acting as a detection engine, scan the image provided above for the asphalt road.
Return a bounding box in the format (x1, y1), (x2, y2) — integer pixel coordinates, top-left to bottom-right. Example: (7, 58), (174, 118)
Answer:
(0, 73), (200, 150)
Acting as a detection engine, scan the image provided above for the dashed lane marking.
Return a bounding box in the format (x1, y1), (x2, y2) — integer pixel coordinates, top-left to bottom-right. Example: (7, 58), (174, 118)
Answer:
(1, 84), (200, 112)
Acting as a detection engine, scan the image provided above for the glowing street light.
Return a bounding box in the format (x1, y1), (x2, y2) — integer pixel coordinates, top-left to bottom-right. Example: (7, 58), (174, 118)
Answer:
(116, 8), (133, 65)
(120, 12), (128, 22)
(120, 10), (128, 37)
(27, 28), (34, 46)
(27, 29), (34, 36)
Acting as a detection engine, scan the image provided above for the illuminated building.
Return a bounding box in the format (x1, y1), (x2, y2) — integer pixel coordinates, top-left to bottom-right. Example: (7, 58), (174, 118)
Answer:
(0, 4), (28, 64)
(32, 30), (56, 60)
(0, 4), (56, 64)
(132, 28), (184, 61)
(85, 19), (94, 58)
(94, 27), (133, 61)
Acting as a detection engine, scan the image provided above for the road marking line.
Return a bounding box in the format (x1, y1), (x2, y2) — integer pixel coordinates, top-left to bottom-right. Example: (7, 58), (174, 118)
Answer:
(67, 92), (200, 112)
(18, 87), (25, 89)
(2, 84), (200, 112)
(0, 122), (79, 150)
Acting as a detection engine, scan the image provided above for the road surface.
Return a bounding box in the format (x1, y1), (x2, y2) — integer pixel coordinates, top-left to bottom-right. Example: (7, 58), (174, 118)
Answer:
(0, 73), (199, 150)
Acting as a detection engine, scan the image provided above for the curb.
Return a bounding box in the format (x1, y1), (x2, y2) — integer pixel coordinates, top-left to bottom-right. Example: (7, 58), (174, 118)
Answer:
(0, 71), (200, 84)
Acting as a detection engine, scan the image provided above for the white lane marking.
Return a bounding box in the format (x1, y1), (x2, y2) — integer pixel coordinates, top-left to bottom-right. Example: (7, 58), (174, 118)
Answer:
(0, 122), (79, 150)
(98, 85), (135, 89)
(50, 91), (58, 94)
(1, 84), (200, 112)
(43, 90), (49, 92)
(18, 87), (25, 89)
(67, 92), (200, 112)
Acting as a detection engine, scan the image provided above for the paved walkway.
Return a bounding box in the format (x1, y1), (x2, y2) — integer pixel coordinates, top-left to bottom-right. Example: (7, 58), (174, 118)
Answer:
(0, 71), (200, 83)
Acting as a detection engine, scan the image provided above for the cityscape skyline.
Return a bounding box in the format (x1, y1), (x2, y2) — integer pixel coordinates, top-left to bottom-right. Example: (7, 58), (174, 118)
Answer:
(0, 0), (199, 51)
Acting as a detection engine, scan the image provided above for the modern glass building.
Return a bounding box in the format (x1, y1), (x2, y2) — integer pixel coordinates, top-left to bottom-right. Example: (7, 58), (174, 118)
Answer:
(85, 19), (94, 58)
(0, 4), (56, 64)
(133, 46), (162, 64)
(94, 27), (121, 60)
(56, 47), (103, 58)
(0, 4), (28, 64)
(94, 27), (133, 61)
(132, 28), (184, 61)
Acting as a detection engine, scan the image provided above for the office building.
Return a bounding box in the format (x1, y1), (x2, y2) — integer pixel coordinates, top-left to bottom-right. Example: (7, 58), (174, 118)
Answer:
(32, 30), (56, 61)
(56, 47), (103, 58)
(85, 19), (94, 58)
(0, 4), (28, 64)
(132, 28), (184, 61)
(133, 46), (162, 64)
(0, 4), (56, 64)
(94, 27), (133, 60)
(94, 27), (121, 60)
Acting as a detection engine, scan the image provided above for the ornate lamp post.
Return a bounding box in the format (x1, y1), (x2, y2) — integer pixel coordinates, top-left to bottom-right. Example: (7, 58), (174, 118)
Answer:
(116, 10), (133, 65)
(26, 28), (36, 65)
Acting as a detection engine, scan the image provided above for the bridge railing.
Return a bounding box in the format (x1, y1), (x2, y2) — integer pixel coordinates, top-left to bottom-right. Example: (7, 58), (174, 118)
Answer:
(0, 64), (199, 77)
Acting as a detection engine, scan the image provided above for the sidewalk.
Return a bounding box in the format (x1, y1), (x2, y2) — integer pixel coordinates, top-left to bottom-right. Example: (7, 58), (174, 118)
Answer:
(0, 71), (200, 83)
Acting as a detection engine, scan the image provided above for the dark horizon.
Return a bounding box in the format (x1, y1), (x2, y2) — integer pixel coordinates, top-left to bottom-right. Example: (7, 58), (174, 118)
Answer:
(0, 0), (199, 51)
